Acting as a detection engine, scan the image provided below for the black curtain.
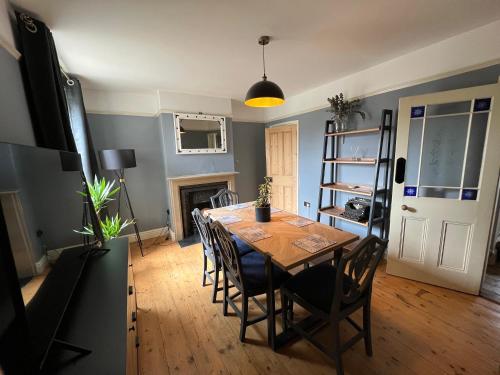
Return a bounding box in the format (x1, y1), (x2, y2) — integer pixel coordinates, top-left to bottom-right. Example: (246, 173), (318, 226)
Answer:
(16, 12), (76, 152)
(64, 77), (100, 182)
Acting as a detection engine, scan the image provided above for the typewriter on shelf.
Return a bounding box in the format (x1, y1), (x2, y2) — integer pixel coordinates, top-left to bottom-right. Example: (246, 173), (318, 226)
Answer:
(340, 197), (382, 223)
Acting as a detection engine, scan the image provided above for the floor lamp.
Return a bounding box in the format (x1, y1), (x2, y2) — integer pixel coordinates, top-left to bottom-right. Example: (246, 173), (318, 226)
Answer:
(99, 149), (144, 256)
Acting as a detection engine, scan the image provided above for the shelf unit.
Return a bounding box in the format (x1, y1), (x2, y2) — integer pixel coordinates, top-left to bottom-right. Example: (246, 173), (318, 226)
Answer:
(316, 109), (394, 239)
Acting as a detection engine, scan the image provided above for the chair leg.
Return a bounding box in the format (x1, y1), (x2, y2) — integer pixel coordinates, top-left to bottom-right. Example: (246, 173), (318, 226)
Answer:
(222, 271), (229, 316)
(201, 252), (208, 287)
(332, 322), (344, 375)
(211, 266), (220, 303)
(239, 294), (248, 342)
(363, 301), (373, 356)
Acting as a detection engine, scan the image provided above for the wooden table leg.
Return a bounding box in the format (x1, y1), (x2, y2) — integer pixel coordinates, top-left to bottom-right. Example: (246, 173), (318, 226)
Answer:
(265, 255), (276, 350)
(333, 248), (343, 268)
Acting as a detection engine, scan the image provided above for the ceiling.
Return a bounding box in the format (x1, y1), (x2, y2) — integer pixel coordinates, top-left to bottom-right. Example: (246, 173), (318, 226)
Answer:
(11, 0), (500, 100)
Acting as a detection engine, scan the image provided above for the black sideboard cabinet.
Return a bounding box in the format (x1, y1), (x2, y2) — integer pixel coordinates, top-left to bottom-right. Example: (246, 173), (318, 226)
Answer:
(43, 237), (138, 374)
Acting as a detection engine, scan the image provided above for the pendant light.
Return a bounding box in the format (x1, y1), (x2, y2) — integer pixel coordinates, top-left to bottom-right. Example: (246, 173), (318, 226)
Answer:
(245, 36), (285, 107)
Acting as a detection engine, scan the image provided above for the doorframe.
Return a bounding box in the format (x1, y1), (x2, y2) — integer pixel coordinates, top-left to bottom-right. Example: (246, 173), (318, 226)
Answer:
(266, 120), (300, 213)
(480, 171), (500, 292)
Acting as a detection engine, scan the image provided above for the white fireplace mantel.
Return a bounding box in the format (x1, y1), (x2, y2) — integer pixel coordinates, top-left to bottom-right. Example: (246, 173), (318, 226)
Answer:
(167, 171), (239, 240)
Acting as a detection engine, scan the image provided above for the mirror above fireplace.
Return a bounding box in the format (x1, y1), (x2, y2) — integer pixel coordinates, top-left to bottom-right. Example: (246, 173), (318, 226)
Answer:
(174, 113), (227, 154)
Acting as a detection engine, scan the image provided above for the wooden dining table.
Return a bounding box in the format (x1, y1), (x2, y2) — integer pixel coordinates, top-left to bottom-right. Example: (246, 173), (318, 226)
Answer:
(206, 203), (359, 350)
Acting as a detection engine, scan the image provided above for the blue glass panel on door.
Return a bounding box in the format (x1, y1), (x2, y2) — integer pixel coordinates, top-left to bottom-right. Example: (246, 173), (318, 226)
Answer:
(404, 186), (417, 197)
(411, 106), (425, 118)
(461, 189), (478, 200)
(473, 98), (491, 112)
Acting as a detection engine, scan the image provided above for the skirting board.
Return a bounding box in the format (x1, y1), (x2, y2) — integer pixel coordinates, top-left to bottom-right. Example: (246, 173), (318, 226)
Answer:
(35, 255), (48, 275)
(124, 226), (174, 243)
(46, 227), (174, 262)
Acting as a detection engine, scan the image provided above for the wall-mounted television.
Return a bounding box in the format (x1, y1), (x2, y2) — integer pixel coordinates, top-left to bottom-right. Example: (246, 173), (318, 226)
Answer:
(0, 142), (101, 373)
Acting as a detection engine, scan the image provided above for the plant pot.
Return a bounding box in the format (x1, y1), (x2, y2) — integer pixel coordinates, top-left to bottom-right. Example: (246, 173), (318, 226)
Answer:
(255, 206), (271, 222)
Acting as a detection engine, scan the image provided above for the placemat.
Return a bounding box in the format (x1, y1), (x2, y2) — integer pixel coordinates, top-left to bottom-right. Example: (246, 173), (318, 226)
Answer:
(293, 234), (336, 254)
(227, 202), (254, 211)
(237, 226), (272, 243)
(283, 217), (315, 227)
(216, 215), (242, 225)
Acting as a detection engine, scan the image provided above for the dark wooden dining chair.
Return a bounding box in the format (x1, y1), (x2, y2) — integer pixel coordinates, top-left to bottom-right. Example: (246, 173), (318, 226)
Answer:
(210, 221), (291, 342)
(280, 235), (387, 375)
(191, 208), (253, 303)
(210, 188), (239, 208)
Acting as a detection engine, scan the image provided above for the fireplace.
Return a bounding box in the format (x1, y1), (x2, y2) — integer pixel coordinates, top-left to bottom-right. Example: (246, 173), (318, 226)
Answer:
(180, 182), (227, 238)
(167, 172), (238, 240)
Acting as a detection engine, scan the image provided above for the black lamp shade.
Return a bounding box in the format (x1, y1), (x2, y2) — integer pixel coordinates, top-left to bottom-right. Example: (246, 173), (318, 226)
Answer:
(245, 79), (285, 108)
(59, 151), (82, 172)
(99, 149), (136, 170)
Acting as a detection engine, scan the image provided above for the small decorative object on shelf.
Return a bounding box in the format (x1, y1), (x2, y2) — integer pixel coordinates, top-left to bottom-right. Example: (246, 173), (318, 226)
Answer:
(327, 93), (366, 132)
(340, 197), (382, 223)
(350, 145), (361, 161)
(255, 176), (272, 222)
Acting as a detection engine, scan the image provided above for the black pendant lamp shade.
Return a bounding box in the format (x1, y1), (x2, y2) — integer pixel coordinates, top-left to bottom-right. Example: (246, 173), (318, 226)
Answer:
(245, 36), (285, 108)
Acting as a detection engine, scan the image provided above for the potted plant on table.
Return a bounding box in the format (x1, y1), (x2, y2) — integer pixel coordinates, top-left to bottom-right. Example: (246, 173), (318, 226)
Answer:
(327, 93), (366, 132)
(255, 176), (272, 223)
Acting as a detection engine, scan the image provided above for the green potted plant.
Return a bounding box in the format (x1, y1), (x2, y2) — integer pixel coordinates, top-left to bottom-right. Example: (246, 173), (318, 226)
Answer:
(327, 93), (366, 132)
(75, 176), (134, 241)
(255, 176), (272, 222)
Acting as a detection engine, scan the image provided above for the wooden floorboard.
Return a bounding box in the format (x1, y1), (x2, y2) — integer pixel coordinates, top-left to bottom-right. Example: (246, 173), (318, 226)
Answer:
(131, 239), (500, 375)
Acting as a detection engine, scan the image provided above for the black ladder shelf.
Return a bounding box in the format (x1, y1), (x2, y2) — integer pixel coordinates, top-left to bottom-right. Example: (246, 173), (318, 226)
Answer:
(316, 109), (394, 240)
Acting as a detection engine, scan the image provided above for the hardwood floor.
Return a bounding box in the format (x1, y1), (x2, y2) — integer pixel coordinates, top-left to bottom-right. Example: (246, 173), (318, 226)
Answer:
(481, 262), (500, 303)
(131, 239), (500, 375)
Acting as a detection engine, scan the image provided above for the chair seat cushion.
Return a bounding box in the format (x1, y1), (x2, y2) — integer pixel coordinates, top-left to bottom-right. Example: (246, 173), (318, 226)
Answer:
(282, 263), (354, 314)
(213, 235), (254, 258)
(231, 235), (254, 256)
(240, 251), (290, 295)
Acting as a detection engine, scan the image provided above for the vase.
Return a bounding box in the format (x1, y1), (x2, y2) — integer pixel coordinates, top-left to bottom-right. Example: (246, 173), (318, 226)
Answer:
(334, 117), (348, 132)
(255, 206), (271, 222)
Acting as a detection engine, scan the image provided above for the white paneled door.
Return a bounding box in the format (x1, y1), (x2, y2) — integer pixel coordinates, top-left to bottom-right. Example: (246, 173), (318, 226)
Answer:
(387, 83), (500, 294)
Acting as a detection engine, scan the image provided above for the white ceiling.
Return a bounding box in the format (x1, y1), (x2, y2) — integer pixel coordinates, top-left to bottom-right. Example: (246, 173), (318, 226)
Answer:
(11, 0), (500, 100)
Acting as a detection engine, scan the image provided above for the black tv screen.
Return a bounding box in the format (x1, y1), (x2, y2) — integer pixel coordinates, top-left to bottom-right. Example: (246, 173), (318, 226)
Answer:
(0, 142), (89, 372)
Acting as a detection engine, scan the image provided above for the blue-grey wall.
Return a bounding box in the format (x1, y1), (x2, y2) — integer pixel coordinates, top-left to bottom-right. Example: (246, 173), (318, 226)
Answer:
(268, 64), (500, 238)
(233, 121), (267, 202)
(88, 114), (169, 233)
(86, 113), (267, 234)
(0, 47), (36, 146)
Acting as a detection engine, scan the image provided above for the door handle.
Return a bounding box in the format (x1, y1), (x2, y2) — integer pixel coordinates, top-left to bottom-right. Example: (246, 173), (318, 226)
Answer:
(401, 204), (416, 213)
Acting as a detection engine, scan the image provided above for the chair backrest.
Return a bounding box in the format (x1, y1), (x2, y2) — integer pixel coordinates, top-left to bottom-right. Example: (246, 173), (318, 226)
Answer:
(331, 235), (387, 313)
(191, 208), (214, 252)
(210, 221), (244, 288)
(210, 188), (239, 208)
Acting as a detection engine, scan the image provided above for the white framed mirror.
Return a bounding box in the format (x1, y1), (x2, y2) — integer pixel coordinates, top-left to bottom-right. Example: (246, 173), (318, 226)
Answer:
(174, 113), (227, 154)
